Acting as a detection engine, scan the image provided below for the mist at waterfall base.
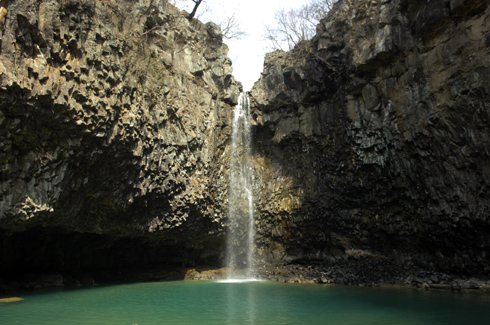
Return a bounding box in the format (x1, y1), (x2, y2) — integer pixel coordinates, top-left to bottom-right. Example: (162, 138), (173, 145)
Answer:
(2, 281), (490, 324)
(225, 93), (256, 280)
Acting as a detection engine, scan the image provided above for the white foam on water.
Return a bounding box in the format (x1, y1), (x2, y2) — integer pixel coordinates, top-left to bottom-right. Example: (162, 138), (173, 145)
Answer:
(216, 278), (264, 284)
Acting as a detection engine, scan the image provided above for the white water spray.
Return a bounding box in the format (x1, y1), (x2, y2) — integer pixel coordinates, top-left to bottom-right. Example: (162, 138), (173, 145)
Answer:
(226, 92), (255, 279)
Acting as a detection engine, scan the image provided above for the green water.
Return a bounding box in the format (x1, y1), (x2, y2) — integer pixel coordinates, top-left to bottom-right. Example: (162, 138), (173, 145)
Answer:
(1, 281), (489, 324)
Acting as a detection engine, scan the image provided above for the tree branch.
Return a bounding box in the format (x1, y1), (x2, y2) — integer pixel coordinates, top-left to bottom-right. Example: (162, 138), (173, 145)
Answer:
(188, 0), (203, 20)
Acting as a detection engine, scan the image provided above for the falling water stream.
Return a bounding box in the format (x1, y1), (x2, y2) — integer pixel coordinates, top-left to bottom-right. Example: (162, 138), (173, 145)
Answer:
(226, 92), (255, 279)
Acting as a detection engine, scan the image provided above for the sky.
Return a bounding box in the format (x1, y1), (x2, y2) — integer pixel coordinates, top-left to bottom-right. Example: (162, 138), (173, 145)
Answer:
(175, 0), (310, 91)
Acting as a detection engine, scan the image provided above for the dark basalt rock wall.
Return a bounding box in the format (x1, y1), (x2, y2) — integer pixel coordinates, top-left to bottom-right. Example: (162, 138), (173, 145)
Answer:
(0, 0), (240, 277)
(250, 0), (490, 276)
(1, 0), (489, 287)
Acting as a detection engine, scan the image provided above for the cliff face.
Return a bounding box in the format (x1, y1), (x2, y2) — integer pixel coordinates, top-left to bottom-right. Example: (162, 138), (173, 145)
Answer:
(251, 0), (490, 275)
(0, 0), (239, 275)
(1, 0), (489, 284)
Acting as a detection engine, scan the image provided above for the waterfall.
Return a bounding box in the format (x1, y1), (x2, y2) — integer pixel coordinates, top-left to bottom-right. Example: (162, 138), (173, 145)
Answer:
(226, 92), (255, 279)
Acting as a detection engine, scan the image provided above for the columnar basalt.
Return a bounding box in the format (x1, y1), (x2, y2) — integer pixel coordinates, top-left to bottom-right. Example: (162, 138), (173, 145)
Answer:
(250, 0), (490, 278)
(0, 0), (240, 276)
(1, 0), (490, 289)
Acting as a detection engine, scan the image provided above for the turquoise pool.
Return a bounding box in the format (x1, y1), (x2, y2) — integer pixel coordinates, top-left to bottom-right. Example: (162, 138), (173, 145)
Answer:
(1, 280), (489, 324)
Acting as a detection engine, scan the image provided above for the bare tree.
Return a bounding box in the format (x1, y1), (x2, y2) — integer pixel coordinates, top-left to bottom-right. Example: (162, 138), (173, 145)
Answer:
(170, 0), (207, 19)
(217, 12), (246, 40)
(170, 0), (245, 40)
(264, 0), (336, 51)
(264, 8), (312, 51)
(307, 0), (335, 23)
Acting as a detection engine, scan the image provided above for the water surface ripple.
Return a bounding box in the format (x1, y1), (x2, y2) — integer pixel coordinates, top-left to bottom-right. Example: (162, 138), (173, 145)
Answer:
(1, 281), (489, 324)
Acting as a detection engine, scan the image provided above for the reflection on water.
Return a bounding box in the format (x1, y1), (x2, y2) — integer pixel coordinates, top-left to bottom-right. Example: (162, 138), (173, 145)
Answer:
(225, 281), (256, 325)
(1, 281), (489, 324)
(220, 278), (263, 324)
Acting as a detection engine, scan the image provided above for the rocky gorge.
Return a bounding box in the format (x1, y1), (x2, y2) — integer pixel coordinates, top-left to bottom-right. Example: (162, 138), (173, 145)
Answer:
(1, 0), (490, 292)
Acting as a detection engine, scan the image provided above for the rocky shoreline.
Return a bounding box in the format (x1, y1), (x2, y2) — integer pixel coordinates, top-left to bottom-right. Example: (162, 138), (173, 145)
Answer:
(2, 257), (490, 295)
(185, 258), (490, 293)
(257, 265), (490, 293)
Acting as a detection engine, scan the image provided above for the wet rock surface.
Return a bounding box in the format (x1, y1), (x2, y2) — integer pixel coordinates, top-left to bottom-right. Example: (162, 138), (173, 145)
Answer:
(250, 0), (490, 282)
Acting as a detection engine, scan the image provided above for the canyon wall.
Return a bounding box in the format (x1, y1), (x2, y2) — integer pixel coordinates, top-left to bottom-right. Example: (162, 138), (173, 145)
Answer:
(1, 0), (489, 285)
(250, 0), (490, 276)
(0, 0), (239, 276)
